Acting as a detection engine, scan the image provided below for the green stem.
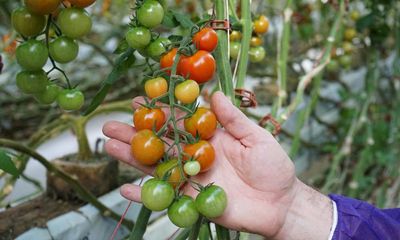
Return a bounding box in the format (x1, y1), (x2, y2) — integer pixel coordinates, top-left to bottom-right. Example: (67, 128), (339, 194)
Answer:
(0, 138), (134, 229)
(189, 216), (204, 240)
(72, 117), (93, 161)
(174, 228), (192, 240)
(235, 0), (251, 90)
(228, 0), (240, 23)
(216, 224), (230, 240)
(129, 206), (152, 240)
(271, 0), (293, 118)
(214, 0), (235, 102)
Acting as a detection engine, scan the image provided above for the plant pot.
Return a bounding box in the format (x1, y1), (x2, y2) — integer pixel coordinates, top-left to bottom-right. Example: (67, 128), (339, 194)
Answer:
(46, 154), (118, 200)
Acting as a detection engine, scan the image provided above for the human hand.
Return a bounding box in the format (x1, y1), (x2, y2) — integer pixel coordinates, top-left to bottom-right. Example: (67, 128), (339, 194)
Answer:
(103, 92), (332, 239)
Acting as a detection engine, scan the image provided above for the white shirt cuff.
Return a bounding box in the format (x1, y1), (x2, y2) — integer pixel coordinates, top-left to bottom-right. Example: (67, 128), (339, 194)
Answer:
(328, 200), (338, 240)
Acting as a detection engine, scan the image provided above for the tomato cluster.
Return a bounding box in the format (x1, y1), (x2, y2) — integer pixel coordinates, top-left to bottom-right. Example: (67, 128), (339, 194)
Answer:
(11, 0), (95, 110)
(229, 15), (269, 63)
(125, 5), (227, 227)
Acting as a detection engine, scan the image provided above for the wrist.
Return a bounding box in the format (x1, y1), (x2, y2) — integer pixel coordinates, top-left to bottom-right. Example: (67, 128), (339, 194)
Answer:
(274, 179), (333, 240)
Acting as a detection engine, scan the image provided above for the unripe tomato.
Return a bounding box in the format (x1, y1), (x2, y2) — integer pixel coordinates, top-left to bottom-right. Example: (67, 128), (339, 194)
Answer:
(12, 7), (46, 37)
(155, 158), (186, 188)
(250, 36), (263, 47)
(326, 59), (339, 73)
(175, 80), (199, 104)
(126, 27), (151, 49)
(160, 48), (178, 74)
(68, 0), (96, 8)
(131, 129), (164, 165)
(253, 15), (269, 35)
(58, 8), (92, 38)
(342, 41), (353, 54)
(16, 40), (48, 71)
(344, 28), (357, 41)
(49, 37), (79, 63)
(146, 38), (171, 61)
(178, 50), (216, 84)
(34, 83), (61, 104)
(24, 0), (61, 15)
(230, 42), (241, 59)
(168, 195), (199, 228)
(145, 77), (168, 99)
(137, 0), (165, 28)
(339, 55), (352, 68)
(350, 10), (360, 21)
(249, 46), (266, 63)
(141, 178), (174, 211)
(193, 27), (218, 52)
(57, 89), (85, 111)
(16, 70), (48, 94)
(195, 185), (227, 218)
(183, 161), (201, 176)
(183, 140), (215, 172)
(229, 31), (241, 41)
(133, 107), (166, 131)
(184, 107), (217, 140)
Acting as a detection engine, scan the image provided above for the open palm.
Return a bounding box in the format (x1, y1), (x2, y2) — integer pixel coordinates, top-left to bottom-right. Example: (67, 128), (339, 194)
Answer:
(103, 92), (297, 238)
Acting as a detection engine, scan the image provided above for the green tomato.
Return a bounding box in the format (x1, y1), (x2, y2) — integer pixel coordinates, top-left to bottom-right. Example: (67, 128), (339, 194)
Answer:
(249, 46), (266, 63)
(49, 36), (79, 63)
(58, 8), (92, 39)
(326, 59), (339, 72)
(12, 7), (46, 37)
(339, 55), (352, 68)
(57, 89), (85, 111)
(141, 178), (175, 211)
(125, 27), (151, 49)
(168, 195), (199, 228)
(16, 40), (48, 71)
(34, 83), (61, 104)
(195, 185), (227, 218)
(146, 37), (171, 61)
(230, 42), (241, 59)
(184, 161), (201, 176)
(16, 70), (48, 94)
(137, 0), (165, 28)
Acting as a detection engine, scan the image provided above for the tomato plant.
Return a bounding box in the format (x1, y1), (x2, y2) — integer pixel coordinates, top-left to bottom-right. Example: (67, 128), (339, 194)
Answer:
(137, 0), (165, 28)
(178, 50), (216, 84)
(58, 8), (92, 39)
(144, 77), (168, 99)
(126, 27), (152, 50)
(183, 140), (215, 172)
(131, 129), (164, 165)
(141, 178), (175, 211)
(155, 158), (186, 188)
(175, 80), (200, 104)
(12, 7), (46, 37)
(49, 37), (79, 63)
(16, 70), (48, 94)
(16, 40), (48, 71)
(184, 107), (217, 140)
(57, 89), (85, 111)
(193, 27), (218, 52)
(195, 185), (227, 218)
(168, 195), (199, 228)
(133, 107), (166, 131)
(24, 0), (61, 15)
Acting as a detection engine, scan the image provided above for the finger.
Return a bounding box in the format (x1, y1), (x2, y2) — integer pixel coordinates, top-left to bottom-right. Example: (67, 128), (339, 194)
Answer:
(120, 184), (142, 202)
(211, 91), (268, 146)
(104, 139), (154, 175)
(103, 121), (136, 144)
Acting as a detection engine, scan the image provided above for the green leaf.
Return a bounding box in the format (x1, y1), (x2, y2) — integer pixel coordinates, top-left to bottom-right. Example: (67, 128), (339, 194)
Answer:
(172, 11), (195, 29)
(83, 48), (136, 115)
(113, 39), (129, 54)
(162, 10), (179, 28)
(0, 150), (19, 178)
(356, 13), (374, 32)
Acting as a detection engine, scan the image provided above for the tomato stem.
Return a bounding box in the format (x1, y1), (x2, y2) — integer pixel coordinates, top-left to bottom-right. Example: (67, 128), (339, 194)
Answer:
(129, 205), (152, 240)
(216, 224), (231, 240)
(188, 216), (204, 240)
(235, 0), (251, 90)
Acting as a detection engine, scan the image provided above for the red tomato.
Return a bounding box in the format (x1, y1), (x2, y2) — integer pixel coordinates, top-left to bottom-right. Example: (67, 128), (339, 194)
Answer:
(133, 107), (166, 131)
(178, 51), (216, 84)
(183, 140), (215, 172)
(192, 27), (218, 52)
(160, 48), (178, 75)
(184, 107), (217, 140)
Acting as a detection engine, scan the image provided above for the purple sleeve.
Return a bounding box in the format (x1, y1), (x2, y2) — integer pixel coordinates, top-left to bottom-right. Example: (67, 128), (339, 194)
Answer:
(329, 194), (400, 240)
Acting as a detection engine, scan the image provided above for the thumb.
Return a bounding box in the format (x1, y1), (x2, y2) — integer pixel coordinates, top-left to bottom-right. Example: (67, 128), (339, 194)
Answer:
(210, 91), (269, 146)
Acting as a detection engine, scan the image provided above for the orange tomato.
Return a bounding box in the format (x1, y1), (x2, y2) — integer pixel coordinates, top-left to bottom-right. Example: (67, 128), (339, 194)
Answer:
(133, 107), (166, 131)
(183, 141), (215, 172)
(160, 48), (178, 75)
(184, 107), (217, 140)
(155, 158), (186, 188)
(68, 0), (96, 8)
(131, 129), (164, 165)
(145, 77), (168, 99)
(24, 0), (61, 15)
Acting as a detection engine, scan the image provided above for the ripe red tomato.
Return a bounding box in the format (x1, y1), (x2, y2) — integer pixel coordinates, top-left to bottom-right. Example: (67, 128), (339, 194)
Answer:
(24, 0), (61, 15)
(184, 107), (217, 140)
(160, 48), (178, 75)
(133, 107), (166, 131)
(144, 77), (168, 99)
(178, 50), (216, 84)
(68, 0), (96, 8)
(131, 129), (164, 165)
(155, 158), (186, 188)
(192, 27), (218, 52)
(183, 140), (215, 172)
